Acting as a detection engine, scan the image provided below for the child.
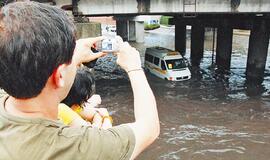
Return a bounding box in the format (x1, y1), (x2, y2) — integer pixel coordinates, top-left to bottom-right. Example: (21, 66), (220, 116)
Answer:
(58, 67), (112, 129)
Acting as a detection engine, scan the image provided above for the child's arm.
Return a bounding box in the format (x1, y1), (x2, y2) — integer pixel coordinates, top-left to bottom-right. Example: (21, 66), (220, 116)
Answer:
(58, 103), (89, 127)
(95, 108), (113, 129)
(72, 94), (101, 121)
(74, 104), (96, 121)
(69, 94), (113, 129)
(75, 105), (113, 129)
(58, 103), (112, 128)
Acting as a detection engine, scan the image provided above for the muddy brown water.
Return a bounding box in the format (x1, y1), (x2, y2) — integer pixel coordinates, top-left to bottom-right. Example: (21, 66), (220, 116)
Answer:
(95, 27), (270, 160)
(96, 69), (270, 160)
(0, 26), (268, 159)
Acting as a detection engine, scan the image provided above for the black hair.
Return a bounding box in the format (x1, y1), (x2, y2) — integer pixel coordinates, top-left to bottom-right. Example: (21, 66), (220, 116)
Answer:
(0, 2), (76, 98)
(62, 67), (96, 107)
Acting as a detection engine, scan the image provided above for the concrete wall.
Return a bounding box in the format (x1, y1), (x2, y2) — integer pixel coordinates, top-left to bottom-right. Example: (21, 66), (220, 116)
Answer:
(75, 22), (101, 39)
(74, 0), (137, 15)
(238, 0), (270, 12)
(150, 0), (183, 13)
(54, 0), (270, 16)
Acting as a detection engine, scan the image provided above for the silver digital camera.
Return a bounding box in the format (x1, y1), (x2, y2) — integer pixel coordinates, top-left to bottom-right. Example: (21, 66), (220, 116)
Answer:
(101, 38), (120, 52)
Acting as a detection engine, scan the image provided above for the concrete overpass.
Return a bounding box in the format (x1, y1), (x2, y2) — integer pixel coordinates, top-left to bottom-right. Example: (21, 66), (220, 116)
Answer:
(35, 0), (270, 85)
(53, 0), (270, 16)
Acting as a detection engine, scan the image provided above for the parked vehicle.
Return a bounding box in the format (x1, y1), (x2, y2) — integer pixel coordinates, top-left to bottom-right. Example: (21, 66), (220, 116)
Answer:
(144, 47), (191, 81)
(144, 16), (160, 30)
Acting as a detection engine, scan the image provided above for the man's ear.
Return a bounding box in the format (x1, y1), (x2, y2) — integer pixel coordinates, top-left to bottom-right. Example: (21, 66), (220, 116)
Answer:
(52, 64), (67, 88)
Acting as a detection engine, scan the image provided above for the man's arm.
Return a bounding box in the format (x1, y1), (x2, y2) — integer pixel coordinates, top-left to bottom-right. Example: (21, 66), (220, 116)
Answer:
(116, 42), (160, 159)
(74, 37), (159, 159)
(127, 70), (160, 159)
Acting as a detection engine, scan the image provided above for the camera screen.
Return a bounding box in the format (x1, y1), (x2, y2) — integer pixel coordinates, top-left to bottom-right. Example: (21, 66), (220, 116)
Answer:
(102, 41), (113, 51)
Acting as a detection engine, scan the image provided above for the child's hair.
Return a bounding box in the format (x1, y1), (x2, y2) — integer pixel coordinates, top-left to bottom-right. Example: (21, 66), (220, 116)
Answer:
(62, 67), (95, 107)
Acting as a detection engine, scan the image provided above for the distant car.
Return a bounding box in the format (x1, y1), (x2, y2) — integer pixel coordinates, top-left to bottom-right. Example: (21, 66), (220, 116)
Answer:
(145, 47), (191, 81)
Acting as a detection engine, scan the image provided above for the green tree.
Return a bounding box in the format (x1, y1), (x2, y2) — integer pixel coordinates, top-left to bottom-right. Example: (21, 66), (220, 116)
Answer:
(160, 16), (173, 26)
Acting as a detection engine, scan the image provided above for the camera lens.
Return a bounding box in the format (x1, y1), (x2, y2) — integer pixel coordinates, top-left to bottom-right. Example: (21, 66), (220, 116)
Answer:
(83, 47), (99, 68)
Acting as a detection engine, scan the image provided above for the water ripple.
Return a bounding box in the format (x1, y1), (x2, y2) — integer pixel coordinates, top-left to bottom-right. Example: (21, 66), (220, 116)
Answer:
(193, 148), (245, 155)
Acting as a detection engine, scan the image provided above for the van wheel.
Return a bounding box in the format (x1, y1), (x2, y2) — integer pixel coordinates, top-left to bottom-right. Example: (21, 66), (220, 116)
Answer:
(164, 78), (168, 80)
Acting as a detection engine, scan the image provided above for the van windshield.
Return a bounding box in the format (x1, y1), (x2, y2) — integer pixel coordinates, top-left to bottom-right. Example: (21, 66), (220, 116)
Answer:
(165, 59), (187, 70)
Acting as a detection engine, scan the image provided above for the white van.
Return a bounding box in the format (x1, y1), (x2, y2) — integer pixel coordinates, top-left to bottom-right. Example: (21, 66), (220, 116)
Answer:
(144, 47), (191, 81)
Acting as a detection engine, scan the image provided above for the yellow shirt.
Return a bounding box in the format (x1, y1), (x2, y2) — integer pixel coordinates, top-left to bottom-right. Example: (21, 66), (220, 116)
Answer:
(58, 103), (82, 125)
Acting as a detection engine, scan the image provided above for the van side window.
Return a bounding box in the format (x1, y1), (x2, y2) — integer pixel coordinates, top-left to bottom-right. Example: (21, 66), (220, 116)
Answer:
(145, 54), (154, 63)
(161, 60), (166, 70)
(149, 55), (154, 63)
(154, 57), (159, 66)
(145, 54), (149, 62)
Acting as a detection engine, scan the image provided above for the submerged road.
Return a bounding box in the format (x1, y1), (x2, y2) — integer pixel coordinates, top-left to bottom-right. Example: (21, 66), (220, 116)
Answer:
(95, 25), (270, 160)
(0, 25), (269, 160)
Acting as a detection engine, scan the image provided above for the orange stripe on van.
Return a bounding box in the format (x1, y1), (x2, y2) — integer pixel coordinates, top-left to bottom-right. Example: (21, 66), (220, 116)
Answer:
(146, 64), (166, 74)
(153, 67), (166, 74)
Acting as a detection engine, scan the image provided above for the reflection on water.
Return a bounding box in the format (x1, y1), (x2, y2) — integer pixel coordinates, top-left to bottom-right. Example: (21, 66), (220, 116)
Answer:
(95, 27), (270, 160)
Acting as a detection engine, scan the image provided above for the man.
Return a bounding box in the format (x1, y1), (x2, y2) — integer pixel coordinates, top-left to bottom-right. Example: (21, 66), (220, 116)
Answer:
(0, 1), (159, 160)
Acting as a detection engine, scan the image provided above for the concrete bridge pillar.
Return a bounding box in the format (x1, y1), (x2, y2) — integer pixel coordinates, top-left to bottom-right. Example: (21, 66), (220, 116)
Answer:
(191, 21), (205, 67)
(216, 20), (233, 72)
(135, 21), (145, 43)
(116, 20), (128, 41)
(128, 21), (136, 41)
(175, 21), (186, 55)
(246, 19), (270, 84)
(116, 19), (144, 42)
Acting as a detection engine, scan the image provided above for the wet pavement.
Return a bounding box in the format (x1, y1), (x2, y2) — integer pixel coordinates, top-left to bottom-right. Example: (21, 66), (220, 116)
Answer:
(95, 26), (270, 159)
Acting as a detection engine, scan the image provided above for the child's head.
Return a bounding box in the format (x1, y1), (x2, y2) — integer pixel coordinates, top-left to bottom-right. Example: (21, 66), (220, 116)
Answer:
(62, 67), (95, 107)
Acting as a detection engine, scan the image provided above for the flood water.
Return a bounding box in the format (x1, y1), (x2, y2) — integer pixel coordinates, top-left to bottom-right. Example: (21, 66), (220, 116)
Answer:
(95, 26), (270, 160)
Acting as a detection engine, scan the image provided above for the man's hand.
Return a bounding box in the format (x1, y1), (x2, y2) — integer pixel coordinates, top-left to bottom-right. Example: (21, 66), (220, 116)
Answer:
(73, 36), (107, 66)
(115, 42), (142, 72)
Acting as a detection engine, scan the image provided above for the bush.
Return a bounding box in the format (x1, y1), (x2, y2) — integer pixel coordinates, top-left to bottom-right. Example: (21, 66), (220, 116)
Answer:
(160, 16), (173, 26)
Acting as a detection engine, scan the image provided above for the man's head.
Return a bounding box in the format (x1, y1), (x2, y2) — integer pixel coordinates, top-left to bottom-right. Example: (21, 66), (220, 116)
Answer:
(0, 2), (76, 98)
(62, 67), (96, 107)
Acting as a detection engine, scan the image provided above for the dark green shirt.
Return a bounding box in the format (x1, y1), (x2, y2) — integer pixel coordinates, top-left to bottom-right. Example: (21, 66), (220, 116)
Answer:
(0, 96), (135, 160)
